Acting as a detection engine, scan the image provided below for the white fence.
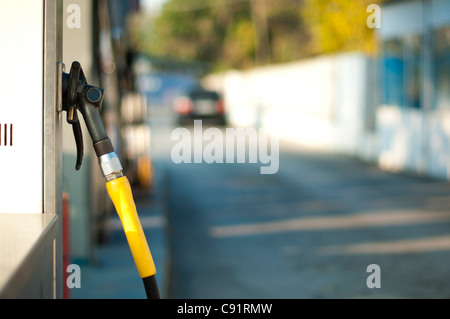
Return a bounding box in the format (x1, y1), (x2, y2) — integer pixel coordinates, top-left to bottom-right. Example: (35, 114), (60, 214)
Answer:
(377, 106), (450, 180)
(203, 52), (450, 181)
(203, 52), (377, 158)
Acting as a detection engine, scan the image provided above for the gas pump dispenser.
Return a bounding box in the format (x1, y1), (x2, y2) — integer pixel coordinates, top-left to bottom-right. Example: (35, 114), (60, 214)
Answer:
(61, 61), (160, 299)
(0, 1), (157, 299)
(0, 0), (63, 298)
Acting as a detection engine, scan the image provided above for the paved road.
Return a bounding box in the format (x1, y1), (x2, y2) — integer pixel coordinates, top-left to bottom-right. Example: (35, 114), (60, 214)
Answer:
(148, 110), (450, 298)
(163, 148), (450, 298)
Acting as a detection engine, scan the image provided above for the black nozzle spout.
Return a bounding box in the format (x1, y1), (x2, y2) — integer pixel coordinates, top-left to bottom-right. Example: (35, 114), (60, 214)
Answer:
(77, 87), (114, 157)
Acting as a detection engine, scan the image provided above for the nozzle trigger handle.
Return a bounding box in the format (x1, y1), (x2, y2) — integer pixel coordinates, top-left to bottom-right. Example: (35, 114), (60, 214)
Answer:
(72, 120), (83, 171)
(62, 61), (86, 170)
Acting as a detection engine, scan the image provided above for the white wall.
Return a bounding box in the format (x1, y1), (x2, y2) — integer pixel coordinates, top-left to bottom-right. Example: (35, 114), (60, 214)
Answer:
(203, 52), (375, 157)
(377, 106), (450, 180)
(427, 110), (450, 179)
(377, 106), (425, 173)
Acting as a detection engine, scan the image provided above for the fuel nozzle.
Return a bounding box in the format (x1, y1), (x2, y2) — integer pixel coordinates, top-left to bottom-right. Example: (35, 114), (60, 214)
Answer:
(62, 61), (123, 181)
(61, 61), (160, 299)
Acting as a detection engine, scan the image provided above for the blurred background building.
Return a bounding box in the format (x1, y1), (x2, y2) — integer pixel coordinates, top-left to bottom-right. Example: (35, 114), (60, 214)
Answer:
(377, 0), (450, 179)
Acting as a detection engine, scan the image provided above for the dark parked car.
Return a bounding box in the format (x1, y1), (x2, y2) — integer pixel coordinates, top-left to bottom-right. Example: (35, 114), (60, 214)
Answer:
(173, 87), (226, 125)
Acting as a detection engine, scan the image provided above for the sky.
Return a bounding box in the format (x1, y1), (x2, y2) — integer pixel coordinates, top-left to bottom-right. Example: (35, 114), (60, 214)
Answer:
(140, 0), (168, 13)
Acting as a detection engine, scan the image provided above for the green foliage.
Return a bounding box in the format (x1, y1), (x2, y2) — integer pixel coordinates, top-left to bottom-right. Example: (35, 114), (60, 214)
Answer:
(302, 0), (383, 55)
(131, 0), (383, 72)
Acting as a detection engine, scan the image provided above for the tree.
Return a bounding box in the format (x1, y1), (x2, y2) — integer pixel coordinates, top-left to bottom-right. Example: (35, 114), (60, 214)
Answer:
(301, 0), (383, 55)
(130, 0), (383, 72)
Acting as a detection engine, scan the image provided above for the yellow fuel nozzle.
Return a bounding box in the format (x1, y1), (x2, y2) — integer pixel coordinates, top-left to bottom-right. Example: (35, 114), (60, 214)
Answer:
(106, 176), (157, 278)
(62, 61), (160, 299)
(106, 176), (160, 299)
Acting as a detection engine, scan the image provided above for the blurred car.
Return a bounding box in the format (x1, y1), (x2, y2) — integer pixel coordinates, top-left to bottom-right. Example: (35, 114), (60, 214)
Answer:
(173, 87), (226, 125)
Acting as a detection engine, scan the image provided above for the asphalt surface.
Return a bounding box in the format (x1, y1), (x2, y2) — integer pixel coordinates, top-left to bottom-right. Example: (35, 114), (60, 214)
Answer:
(166, 144), (450, 298)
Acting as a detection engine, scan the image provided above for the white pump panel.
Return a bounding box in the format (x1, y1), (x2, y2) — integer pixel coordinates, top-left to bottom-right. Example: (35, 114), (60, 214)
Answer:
(0, 0), (45, 213)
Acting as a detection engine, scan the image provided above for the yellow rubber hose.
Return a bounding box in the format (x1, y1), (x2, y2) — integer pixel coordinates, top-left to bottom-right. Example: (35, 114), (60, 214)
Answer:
(106, 176), (156, 279)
